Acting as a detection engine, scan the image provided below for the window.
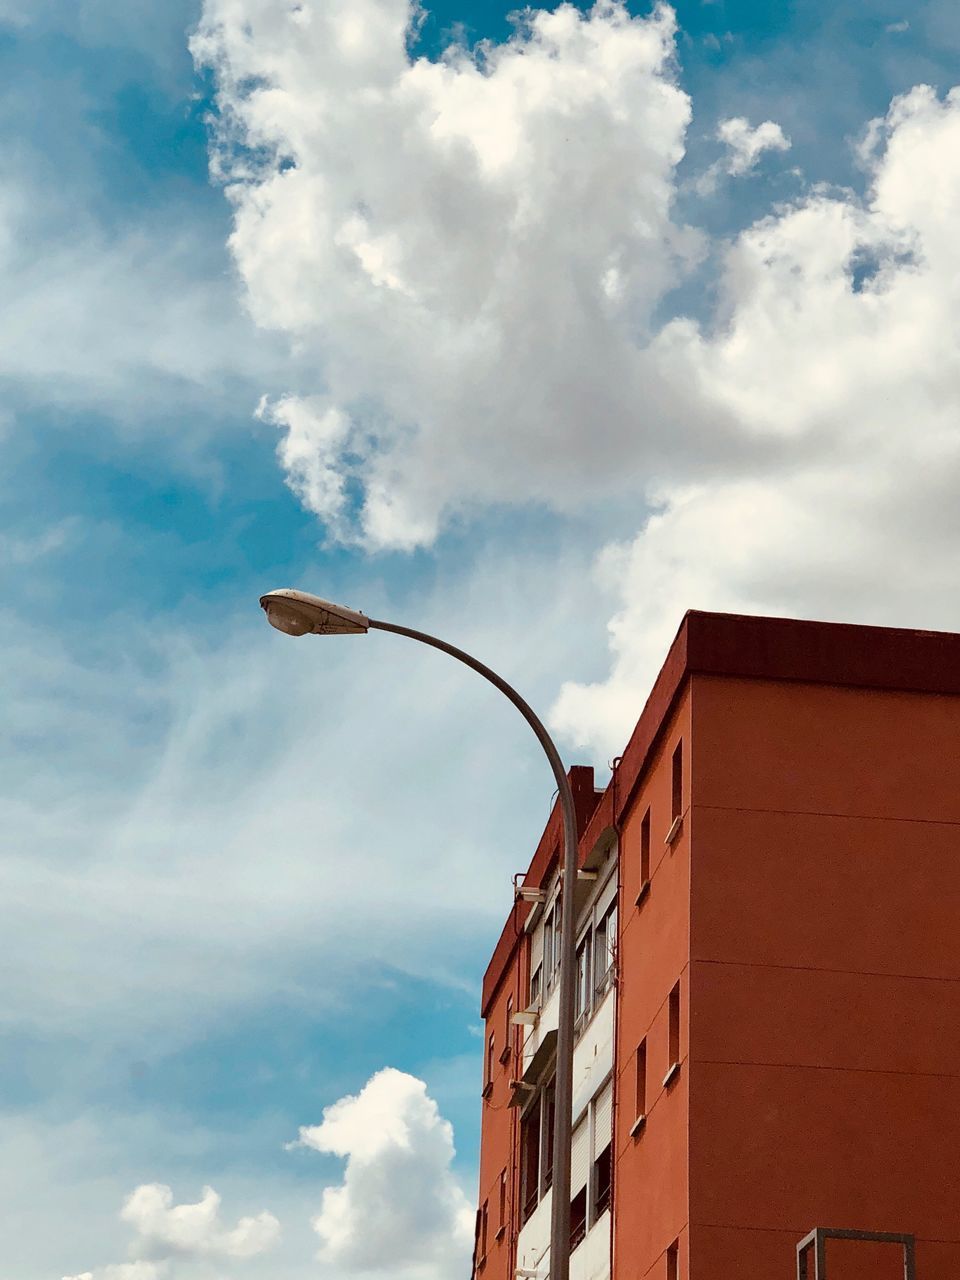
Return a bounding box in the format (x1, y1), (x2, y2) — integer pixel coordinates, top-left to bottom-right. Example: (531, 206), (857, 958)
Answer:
(594, 901), (617, 998)
(664, 980), (681, 1085)
(498, 1168), (507, 1235)
(519, 1074), (557, 1223)
(543, 897), (562, 993)
(666, 740), (683, 843)
(570, 1186), (587, 1250)
(672, 740), (683, 820)
(574, 932), (592, 1025)
(501, 998), (513, 1064)
(479, 1200), (488, 1263)
(592, 1079), (613, 1221)
(483, 1032), (496, 1097)
(666, 1239), (679, 1280)
(529, 963), (542, 1006)
(520, 1097), (541, 1223)
(569, 1114), (589, 1249)
(631, 1038), (647, 1135)
(567, 865), (619, 1032)
(570, 1079), (613, 1254)
(543, 906), (555, 983)
(636, 807), (651, 903)
(592, 1143), (612, 1220)
(542, 1078), (556, 1191)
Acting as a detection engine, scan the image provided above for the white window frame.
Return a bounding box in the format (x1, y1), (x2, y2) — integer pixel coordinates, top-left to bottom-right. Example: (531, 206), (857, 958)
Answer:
(570, 1073), (614, 1255)
(571, 860), (618, 1036)
(519, 1069), (557, 1222)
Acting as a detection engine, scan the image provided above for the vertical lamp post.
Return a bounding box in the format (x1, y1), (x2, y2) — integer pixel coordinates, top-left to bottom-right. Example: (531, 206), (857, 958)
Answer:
(259, 588), (578, 1280)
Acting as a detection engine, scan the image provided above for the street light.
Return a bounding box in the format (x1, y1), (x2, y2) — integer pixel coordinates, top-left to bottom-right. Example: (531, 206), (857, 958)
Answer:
(259, 588), (579, 1280)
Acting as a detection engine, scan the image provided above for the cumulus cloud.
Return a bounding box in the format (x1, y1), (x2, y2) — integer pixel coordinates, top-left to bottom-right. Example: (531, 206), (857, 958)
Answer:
(192, 0), (705, 548)
(62, 1184), (278, 1279)
(555, 83), (960, 752)
(194, 0), (960, 758)
(716, 115), (791, 175)
(692, 114), (791, 194)
(120, 1184), (280, 1260)
(292, 1068), (473, 1279)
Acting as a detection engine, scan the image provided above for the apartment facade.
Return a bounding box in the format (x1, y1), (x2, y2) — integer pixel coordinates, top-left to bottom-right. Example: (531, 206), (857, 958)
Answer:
(474, 611), (960, 1280)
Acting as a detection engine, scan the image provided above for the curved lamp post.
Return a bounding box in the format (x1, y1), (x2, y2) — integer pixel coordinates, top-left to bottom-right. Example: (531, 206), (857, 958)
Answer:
(260, 588), (578, 1280)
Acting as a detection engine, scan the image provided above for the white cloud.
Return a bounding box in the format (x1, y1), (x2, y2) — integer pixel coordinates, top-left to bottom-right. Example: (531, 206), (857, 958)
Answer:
(121, 1184), (280, 1260)
(693, 115), (792, 194)
(292, 1068), (473, 1279)
(64, 1265), (163, 1280)
(194, 0), (960, 761)
(554, 83), (960, 753)
(62, 1183), (278, 1280)
(192, 0), (703, 548)
(0, 534), (601, 1051)
(0, 192), (287, 419)
(715, 115), (791, 176)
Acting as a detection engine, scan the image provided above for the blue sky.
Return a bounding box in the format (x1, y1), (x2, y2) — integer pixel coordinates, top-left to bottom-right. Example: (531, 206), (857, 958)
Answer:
(2, 0), (959, 1276)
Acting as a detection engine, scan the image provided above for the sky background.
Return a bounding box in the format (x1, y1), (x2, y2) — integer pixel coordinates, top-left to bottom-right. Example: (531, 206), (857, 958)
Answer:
(2, 0), (959, 1277)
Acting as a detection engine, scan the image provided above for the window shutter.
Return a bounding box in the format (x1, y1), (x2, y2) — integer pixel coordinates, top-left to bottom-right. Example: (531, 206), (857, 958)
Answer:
(530, 922), (544, 974)
(593, 1079), (613, 1154)
(570, 1116), (590, 1196)
(595, 869), (618, 919)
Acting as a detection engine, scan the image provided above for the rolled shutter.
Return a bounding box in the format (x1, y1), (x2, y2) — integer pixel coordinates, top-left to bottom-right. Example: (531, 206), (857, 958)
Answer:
(570, 1116), (590, 1196)
(593, 1079), (613, 1154)
(595, 869), (618, 919)
(529, 921), (543, 973)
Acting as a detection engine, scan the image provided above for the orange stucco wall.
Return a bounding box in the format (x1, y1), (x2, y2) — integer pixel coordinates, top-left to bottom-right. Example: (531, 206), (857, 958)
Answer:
(687, 674), (960, 1280)
(614, 688), (692, 1280)
(477, 950), (526, 1280)
(477, 614), (960, 1280)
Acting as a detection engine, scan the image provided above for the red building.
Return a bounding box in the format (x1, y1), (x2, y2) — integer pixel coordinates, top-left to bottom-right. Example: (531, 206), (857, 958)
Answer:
(473, 611), (960, 1280)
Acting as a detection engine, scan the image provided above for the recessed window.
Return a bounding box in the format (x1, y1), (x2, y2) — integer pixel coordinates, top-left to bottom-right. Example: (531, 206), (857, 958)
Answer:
(631, 1038), (647, 1135)
(672, 740), (683, 820)
(570, 1186), (587, 1250)
(498, 1168), (507, 1235)
(664, 980), (681, 1086)
(665, 740), (684, 844)
(574, 932), (592, 1025)
(569, 1078), (613, 1253)
(543, 905), (555, 989)
(479, 1199), (488, 1263)
(637, 807), (651, 903)
(519, 1074), (558, 1223)
(542, 891), (563, 995)
(501, 997), (513, 1064)
(520, 1096), (541, 1223)
(594, 901), (617, 998)
(592, 1079), (613, 1221)
(666, 1238), (679, 1280)
(569, 1113), (589, 1249)
(529, 963), (542, 1006)
(541, 1078), (556, 1191)
(483, 1032), (495, 1097)
(592, 1142), (612, 1220)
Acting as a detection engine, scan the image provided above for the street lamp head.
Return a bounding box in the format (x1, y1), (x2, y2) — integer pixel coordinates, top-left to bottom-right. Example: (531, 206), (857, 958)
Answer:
(259, 589), (370, 637)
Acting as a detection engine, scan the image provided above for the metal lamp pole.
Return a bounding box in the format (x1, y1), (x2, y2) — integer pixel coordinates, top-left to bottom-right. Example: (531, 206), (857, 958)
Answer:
(258, 589), (578, 1280)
